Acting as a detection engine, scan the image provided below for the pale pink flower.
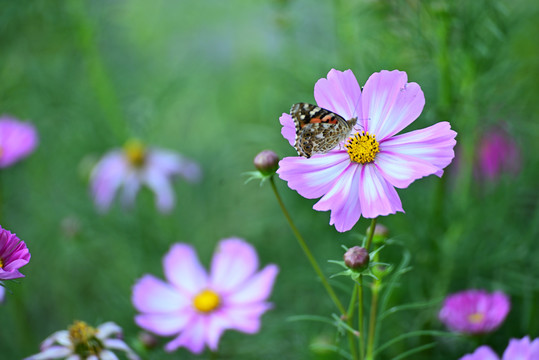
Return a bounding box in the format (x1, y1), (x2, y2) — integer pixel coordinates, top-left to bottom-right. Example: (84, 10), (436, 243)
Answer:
(0, 226), (30, 280)
(478, 127), (521, 181)
(460, 346), (499, 360)
(502, 336), (539, 359)
(278, 69), (457, 232)
(24, 321), (139, 360)
(439, 289), (510, 334)
(132, 238), (279, 354)
(460, 336), (539, 360)
(0, 116), (38, 168)
(90, 140), (201, 213)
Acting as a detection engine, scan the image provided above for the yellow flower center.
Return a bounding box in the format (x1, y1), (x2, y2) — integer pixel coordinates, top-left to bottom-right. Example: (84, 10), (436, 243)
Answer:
(467, 312), (485, 324)
(124, 140), (146, 168)
(346, 131), (380, 164)
(193, 289), (221, 313)
(68, 321), (103, 357)
(0, 258), (3, 268)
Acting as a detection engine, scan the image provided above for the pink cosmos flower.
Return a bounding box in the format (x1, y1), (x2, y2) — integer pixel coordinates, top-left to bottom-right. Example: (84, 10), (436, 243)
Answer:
(90, 140), (201, 213)
(478, 127), (521, 181)
(460, 336), (539, 360)
(439, 289), (510, 334)
(0, 226), (30, 280)
(132, 238), (279, 354)
(0, 116), (38, 168)
(0, 285), (5, 304)
(25, 321), (140, 360)
(278, 69), (457, 232)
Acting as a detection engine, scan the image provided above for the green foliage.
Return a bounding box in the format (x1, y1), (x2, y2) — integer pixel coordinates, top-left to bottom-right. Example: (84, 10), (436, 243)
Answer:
(0, 0), (538, 359)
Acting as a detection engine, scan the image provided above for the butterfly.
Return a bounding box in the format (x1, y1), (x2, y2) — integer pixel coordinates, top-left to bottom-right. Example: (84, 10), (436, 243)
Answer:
(291, 103), (357, 158)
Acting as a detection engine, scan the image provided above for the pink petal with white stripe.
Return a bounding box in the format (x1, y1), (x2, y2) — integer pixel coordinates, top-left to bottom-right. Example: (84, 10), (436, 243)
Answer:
(313, 164), (362, 232)
(358, 164), (403, 218)
(381, 122), (457, 177)
(90, 151), (128, 212)
(361, 70), (424, 141)
(314, 69), (362, 120)
(277, 151), (351, 199)
(280, 113), (295, 146)
(163, 244), (208, 295)
(226, 264), (279, 304)
(132, 275), (189, 313)
(165, 317), (206, 354)
(135, 312), (193, 336)
(210, 238), (259, 293)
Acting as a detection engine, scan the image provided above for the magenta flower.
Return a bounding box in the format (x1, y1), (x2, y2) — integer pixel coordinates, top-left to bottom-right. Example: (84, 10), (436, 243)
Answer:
(460, 346), (499, 360)
(90, 140), (201, 213)
(439, 289), (510, 334)
(25, 321), (140, 360)
(478, 127), (521, 181)
(132, 238), (279, 354)
(0, 226), (30, 280)
(0, 116), (38, 168)
(278, 69), (457, 232)
(460, 337), (539, 360)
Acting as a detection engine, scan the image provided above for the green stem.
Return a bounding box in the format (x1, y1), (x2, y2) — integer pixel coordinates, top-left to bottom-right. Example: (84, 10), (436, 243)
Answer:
(366, 281), (380, 360)
(363, 218), (378, 360)
(364, 218), (377, 252)
(347, 283), (359, 360)
(358, 276), (365, 360)
(269, 177), (346, 315)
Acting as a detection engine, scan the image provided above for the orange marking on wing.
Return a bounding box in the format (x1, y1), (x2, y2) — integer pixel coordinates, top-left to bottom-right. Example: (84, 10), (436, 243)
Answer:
(321, 115), (338, 124)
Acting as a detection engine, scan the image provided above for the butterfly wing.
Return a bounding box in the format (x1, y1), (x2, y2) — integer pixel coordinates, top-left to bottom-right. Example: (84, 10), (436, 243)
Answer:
(291, 103), (355, 158)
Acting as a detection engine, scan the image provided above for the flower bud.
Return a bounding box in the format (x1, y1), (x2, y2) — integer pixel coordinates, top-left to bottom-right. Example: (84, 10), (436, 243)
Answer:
(371, 223), (389, 244)
(138, 331), (158, 349)
(344, 246), (369, 271)
(253, 150), (279, 176)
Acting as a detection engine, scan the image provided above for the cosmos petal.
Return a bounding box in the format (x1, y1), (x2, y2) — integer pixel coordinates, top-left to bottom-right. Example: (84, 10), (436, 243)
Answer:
(277, 151), (351, 199)
(358, 164), (403, 218)
(226, 264), (279, 304)
(460, 346), (499, 360)
(163, 243), (208, 295)
(205, 314), (229, 351)
(219, 302), (273, 333)
(90, 151), (128, 212)
(23, 346), (72, 360)
(164, 317), (206, 354)
(313, 163), (362, 232)
(381, 122), (457, 177)
(132, 275), (189, 313)
(143, 169), (175, 213)
(210, 238), (259, 293)
(280, 113), (295, 146)
(135, 312), (193, 336)
(148, 149), (202, 182)
(314, 69), (362, 120)
(361, 70), (424, 141)
(375, 151), (440, 188)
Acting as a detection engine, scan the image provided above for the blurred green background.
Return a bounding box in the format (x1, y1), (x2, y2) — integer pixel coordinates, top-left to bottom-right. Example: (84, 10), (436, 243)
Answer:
(1, 0), (538, 359)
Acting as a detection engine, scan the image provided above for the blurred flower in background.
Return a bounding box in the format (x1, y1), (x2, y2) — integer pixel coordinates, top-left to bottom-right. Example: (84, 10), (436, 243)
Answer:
(460, 336), (539, 360)
(24, 320), (139, 360)
(439, 289), (510, 334)
(132, 237), (279, 354)
(0, 226), (30, 280)
(278, 69), (457, 232)
(0, 116), (38, 168)
(90, 140), (201, 213)
(478, 126), (521, 181)
(460, 346), (498, 360)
